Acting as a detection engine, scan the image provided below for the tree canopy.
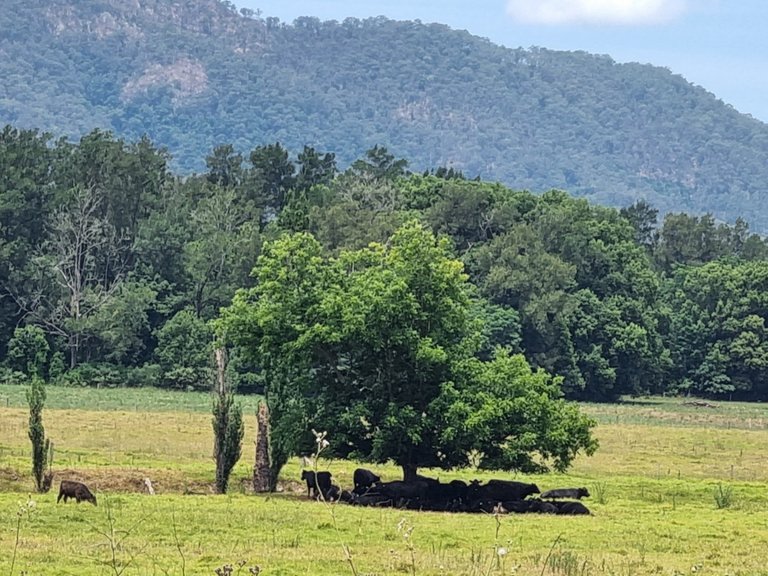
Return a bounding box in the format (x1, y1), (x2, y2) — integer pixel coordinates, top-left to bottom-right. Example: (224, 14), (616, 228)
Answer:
(217, 221), (598, 482)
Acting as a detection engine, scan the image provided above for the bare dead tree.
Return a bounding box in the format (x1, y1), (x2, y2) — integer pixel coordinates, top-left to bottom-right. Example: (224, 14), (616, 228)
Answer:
(13, 185), (128, 368)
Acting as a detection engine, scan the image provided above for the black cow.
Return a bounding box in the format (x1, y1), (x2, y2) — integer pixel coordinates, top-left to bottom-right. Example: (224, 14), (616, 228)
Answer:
(541, 487), (590, 500)
(325, 483), (341, 501)
(352, 492), (396, 507)
(468, 479), (540, 505)
(301, 470), (332, 499)
(353, 468), (381, 493)
(339, 489), (356, 503)
(374, 480), (429, 506)
(501, 500), (531, 514)
(423, 479), (468, 509)
(554, 501), (592, 515)
(57, 480), (97, 506)
(526, 499), (559, 514)
(415, 474), (440, 484)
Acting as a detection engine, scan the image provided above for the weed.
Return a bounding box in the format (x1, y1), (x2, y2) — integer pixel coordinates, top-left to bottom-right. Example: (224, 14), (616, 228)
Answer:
(213, 561), (260, 575)
(546, 550), (590, 576)
(713, 483), (734, 509)
(592, 481), (608, 504)
(89, 498), (148, 576)
(311, 429), (359, 576)
(9, 496), (36, 576)
(397, 518), (417, 575)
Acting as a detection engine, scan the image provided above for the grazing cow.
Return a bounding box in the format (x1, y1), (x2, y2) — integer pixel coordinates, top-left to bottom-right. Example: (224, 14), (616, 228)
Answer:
(57, 480), (97, 506)
(554, 501), (592, 515)
(300, 470), (332, 499)
(541, 487), (590, 500)
(467, 479), (540, 505)
(353, 468), (381, 493)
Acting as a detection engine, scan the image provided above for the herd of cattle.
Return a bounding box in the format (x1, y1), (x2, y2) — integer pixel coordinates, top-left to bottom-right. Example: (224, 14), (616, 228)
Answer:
(301, 469), (592, 515)
(54, 470), (591, 516)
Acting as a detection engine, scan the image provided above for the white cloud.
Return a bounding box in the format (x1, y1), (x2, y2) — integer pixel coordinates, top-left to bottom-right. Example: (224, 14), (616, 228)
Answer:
(506, 0), (688, 25)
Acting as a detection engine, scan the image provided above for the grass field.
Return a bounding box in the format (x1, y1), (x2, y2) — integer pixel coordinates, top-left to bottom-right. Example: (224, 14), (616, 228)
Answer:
(2, 385), (768, 575)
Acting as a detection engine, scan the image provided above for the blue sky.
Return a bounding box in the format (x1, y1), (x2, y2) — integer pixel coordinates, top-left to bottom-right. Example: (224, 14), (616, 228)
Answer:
(236, 1), (768, 123)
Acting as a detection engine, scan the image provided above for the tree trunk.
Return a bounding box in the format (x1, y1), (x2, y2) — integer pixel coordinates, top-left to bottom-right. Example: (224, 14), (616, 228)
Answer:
(252, 402), (272, 492)
(68, 333), (78, 369)
(401, 463), (418, 482)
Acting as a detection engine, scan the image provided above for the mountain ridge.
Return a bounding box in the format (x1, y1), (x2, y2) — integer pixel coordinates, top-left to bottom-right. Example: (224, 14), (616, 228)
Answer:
(3, 0), (768, 229)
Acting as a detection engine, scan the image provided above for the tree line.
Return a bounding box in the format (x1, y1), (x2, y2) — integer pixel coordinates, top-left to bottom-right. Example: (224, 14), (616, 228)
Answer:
(2, 125), (768, 403)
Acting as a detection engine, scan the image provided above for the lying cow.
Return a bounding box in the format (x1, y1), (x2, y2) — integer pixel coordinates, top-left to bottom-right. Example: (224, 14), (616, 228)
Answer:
(300, 470), (333, 499)
(554, 501), (592, 515)
(423, 479), (468, 509)
(353, 468), (381, 494)
(540, 487), (590, 500)
(372, 480), (430, 506)
(57, 480), (97, 506)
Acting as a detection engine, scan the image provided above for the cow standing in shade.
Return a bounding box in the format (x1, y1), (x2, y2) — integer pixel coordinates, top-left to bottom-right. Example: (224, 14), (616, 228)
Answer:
(301, 470), (333, 499)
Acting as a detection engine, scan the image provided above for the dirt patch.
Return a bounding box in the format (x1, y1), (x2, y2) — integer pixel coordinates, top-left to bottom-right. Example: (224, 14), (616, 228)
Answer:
(46, 467), (213, 495)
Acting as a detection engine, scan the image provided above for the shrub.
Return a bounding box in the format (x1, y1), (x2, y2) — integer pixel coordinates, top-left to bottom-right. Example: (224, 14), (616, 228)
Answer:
(714, 483), (734, 509)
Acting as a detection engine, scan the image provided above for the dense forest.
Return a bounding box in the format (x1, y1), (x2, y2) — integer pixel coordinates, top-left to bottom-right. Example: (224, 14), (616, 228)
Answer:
(2, 0), (768, 229)
(2, 125), (768, 403)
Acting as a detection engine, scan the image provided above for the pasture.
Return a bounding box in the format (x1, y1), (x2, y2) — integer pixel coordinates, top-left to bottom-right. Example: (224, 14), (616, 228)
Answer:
(2, 385), (768, 575)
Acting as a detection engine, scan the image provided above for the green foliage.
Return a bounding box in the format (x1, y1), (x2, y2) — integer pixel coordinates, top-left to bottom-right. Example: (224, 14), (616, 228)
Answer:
(5, 326), (49, 377)
(446, 350), (597, 473)
(465, 188), (669, 401)
(218, 221), (596, 480)
(212, 385), (244, 494)
(26, 376), (51, 492)
(664, 260), (768, 398)
(2, 118), (768, 409)
(654, 213), (767, 272)
(154, 310), (214, 390)
(713, 483), (734, 509)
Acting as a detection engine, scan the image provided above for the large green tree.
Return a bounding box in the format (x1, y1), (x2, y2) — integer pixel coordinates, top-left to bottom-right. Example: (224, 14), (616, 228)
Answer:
(665, 260), (768, 398)
(218, 221), (596, 484)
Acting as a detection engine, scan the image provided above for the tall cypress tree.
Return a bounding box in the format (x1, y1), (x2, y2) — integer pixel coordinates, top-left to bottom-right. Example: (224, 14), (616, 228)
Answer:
(27, 377), (52, 492)
(212, 348), (244, 494)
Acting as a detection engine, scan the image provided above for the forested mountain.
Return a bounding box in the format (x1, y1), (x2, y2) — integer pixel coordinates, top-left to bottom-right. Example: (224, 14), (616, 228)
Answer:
(2, 0), (768, 229)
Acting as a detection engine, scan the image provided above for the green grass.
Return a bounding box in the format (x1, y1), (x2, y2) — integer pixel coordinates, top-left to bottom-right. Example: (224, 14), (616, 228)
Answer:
(581, 395), (768, 430)
(3, 387), (768, 575)
(0, 383), (263, 413)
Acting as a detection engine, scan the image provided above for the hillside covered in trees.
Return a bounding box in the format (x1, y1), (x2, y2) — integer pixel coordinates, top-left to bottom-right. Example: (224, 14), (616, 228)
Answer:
(2, 126), (768, 404)
(2, 0), (768, 229)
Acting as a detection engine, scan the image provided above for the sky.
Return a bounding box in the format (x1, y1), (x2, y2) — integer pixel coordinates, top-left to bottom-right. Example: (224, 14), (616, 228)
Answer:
(235, 0), (768, 124)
